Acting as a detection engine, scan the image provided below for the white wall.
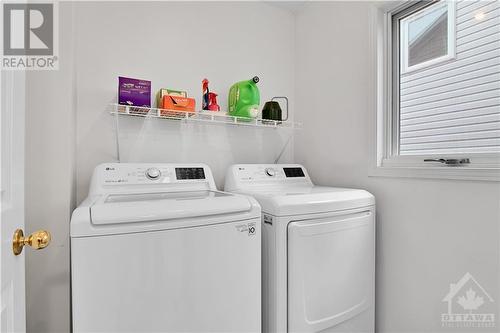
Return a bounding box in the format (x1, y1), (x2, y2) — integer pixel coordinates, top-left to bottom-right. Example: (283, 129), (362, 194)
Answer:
(294, 2), (500, 332)
(74, 1), (296, 201)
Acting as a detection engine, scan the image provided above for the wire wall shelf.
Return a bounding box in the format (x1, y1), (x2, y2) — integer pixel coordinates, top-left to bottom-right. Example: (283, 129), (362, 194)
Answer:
(109, 104), (300, 129)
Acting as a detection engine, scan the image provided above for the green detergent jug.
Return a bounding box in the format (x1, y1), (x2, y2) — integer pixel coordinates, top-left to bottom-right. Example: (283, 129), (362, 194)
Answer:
(228, 76), (260, 119)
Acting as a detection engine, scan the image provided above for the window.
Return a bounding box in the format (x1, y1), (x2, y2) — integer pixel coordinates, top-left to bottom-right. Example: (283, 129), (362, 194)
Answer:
(400, 1), (456, 73)
(374, 0), (500, 179)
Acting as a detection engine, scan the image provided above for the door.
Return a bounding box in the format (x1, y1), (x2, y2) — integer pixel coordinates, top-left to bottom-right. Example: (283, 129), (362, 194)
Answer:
(1, 70), (27, 332)
(287, 209), (375, 333)
(1, 71), (51, 332)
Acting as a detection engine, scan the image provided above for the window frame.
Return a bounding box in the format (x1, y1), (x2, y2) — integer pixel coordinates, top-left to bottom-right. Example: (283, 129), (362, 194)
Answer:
(399, 0), (456, 74)
(369, 1), (500, 182)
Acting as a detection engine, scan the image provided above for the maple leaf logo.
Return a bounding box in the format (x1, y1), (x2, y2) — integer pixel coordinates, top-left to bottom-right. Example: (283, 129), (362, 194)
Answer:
(457, 288), (484, 313)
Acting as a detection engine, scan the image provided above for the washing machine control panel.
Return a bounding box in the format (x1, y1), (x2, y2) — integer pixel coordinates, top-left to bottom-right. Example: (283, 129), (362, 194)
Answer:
(227, 164), (312, 187)
(92, 163), (217, 193)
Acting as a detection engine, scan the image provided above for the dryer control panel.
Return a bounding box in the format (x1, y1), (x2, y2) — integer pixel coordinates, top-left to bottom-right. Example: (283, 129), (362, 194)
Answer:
(89, 163), (217, 195)
(224, 164), (313, 191)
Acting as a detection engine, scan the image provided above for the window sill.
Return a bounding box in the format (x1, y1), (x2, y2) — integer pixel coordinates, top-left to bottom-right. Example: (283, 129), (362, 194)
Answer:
(369, 165), (500, 182)
(401, 53), (456, 75)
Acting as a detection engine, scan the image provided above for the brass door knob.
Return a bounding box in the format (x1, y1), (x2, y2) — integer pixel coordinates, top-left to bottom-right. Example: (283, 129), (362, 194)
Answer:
(12, 229), (51, 256)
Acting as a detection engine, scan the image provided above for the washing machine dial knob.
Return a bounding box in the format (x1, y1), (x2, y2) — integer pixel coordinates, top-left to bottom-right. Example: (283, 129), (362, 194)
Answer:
(145, 168), (161, 180)
(265, 168), (276, 177)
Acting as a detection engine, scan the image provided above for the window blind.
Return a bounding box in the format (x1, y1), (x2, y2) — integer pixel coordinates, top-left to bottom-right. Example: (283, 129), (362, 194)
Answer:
(399, 0), (500, 155)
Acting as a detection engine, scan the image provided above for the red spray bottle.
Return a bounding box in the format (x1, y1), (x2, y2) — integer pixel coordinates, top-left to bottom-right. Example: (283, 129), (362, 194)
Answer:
(202, 78), (220, 111)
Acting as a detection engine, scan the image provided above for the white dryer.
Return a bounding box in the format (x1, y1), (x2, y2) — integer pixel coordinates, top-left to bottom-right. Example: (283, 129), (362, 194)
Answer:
(71, 163), (261, 332)
(225, 164), (375, 333)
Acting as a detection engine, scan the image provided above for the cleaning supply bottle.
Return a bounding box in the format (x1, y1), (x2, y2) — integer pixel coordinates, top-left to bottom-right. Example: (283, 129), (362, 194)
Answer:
(202, 78), (212, 110)
(208, 92), (220, 111)
(228, 76), (260, 119)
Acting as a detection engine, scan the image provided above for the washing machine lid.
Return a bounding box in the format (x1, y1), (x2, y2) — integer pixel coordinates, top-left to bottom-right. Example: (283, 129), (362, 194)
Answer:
(243, 186), (374, 216)
(90, 190), (252, 225)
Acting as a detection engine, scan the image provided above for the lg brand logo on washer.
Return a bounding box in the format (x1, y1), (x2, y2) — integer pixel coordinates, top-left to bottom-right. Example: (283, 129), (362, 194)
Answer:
(235, 223), (256, 236)
(248, 223), (256, 236)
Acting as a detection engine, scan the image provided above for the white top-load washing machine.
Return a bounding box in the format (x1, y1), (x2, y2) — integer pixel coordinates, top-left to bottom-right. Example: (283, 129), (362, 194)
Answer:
(71, 163), (261, 332)
(225, 164), (375, 333)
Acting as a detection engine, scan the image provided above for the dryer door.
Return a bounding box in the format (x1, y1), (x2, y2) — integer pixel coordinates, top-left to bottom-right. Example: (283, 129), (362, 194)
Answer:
(287, 209), (375, 333)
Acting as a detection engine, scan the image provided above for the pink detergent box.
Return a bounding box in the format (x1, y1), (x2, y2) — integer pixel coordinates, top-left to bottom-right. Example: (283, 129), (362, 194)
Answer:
(118, 76), (151, 108)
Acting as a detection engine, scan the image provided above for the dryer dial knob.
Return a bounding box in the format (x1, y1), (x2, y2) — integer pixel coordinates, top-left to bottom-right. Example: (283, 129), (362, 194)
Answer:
(145, 168), (161, 180)
(265, 168), (276, 177)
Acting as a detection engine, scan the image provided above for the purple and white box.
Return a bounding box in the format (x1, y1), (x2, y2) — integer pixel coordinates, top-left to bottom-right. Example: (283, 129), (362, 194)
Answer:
(118, 76), (151, 107)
